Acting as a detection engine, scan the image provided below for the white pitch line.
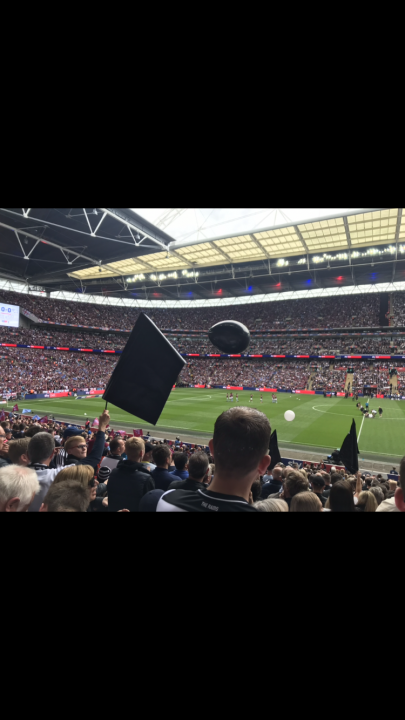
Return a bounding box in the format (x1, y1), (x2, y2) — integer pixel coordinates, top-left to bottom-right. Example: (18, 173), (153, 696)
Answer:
(357, 414), (366, 443)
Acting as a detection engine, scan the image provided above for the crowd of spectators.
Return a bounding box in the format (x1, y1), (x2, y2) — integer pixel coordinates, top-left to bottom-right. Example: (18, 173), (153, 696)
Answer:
(0, 289), (381, 331)
(0, 325), (124, 350)
(312, 363), (347, 392)
(1, 341), (403, 396)
(0, 406), (403, 512)
(0, 347), (117, 397)
(0, 324), (399, 359)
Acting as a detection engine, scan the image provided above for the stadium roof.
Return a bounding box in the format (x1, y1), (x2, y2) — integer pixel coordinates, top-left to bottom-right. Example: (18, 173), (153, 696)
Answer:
(0, 208), (404, 301)
(65, 208), (402, 280)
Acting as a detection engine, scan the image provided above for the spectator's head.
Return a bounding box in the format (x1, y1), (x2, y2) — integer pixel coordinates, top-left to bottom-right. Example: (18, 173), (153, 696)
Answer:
(97, 465), (111, 485)
(152, 444), (171, 469)
(110, 437), (125, 456)
(62, 426), (81, 440)
(7, 438), (30, 466)
(188, 451), (209, 481)
(357, 491), (378, 512)
(330, 472), (344, 485)
(322, 472), (331, 486)
(125, 437), (145, 463)
(173, 452), (189, 472)
(209, 407), (270, 481)
(369, 486), (384, 506)
(311, 474), (325, 492)
(329, 480), (355, 512)
(0, 425), (8, 456)
(40, 480), (90, 512)
(290, 491), (323, 512)
(143, 442), (154, 463)
(0, 465), (40, 512)
(254, 498), (289, 512)
(284, 471), (310, 499)
(388, 479), (398, 494)
(65, 435), (88, 460)
(28, 432), (55, 465)
(272, 467), (283, 482)
(24, 425), (43, 438)
(53, 464), (96, 502)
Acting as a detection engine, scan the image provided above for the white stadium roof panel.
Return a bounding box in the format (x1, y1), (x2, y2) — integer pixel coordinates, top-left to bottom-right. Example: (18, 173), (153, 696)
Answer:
(69, 209), (400, 279)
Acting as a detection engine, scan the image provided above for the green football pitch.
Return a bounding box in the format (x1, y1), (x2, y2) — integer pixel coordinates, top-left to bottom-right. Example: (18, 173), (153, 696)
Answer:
(14, 389), (405, 462)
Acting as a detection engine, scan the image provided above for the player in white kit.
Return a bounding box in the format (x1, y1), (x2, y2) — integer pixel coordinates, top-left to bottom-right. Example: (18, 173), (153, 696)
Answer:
(250, 394), (253, 403)
(260, 394), (263, 403)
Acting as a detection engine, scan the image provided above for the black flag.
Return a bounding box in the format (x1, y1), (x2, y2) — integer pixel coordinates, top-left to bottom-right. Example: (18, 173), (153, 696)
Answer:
(103, 313), (185, 426)
(268, 429), (282, 470)
(339, 419), (359, 473)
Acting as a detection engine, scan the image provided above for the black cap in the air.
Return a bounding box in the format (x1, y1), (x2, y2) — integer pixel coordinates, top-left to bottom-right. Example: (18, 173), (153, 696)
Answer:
(103, 312), (186, 425)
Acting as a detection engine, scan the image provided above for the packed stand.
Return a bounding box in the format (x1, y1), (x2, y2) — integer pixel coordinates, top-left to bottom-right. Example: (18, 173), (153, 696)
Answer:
(0, 289), (381, 331)
(0, 324), (398, 356)
(312, 364), (347, 392)
(0, 347), (117, 396)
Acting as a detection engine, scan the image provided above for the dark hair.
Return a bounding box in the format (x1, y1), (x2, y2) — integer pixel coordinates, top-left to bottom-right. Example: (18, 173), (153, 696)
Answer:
(173, 452), (188, 472)
(311, 473), (325, 488)
(212, 407), (270, 476)
(188, 451), (209, 480)
(329, 480), (355, 512)
(24, 425), (43, 438)
(27, 432), (55, 464)
(43, 480), (89, 512)
(330, 472), (344, 485)
(152, 444), (171, 467)
(110, 437), (123, 454)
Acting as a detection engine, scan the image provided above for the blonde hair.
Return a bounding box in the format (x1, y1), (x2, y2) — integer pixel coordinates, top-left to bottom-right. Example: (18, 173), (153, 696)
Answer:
(357, 491), (378, 512)
(290, 491), (322, 512)
(64, 436), (86, 453)
(125, 436), (145, 459)
(53, 464), (94, 489)
(254, 498), (289, 512)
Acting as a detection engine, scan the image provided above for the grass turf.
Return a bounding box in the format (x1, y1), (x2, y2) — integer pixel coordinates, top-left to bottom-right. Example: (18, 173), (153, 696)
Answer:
(14, 390), (405, 462)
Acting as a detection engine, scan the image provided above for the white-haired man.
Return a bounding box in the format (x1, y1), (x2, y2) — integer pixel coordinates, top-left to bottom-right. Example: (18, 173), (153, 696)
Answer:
(0, 465), (40, 512)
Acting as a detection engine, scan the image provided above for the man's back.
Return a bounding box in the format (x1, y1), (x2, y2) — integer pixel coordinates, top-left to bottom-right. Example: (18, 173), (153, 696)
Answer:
(108, 459), (154, 512)
(151, 466), (176, 492)
(170, 467), (189, 480)
(261, 478), (282, 499)
(157, 488), (257, 512)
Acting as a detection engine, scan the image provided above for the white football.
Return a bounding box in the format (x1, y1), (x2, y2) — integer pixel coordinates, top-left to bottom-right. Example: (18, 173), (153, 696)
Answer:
(284, 410), (295, 422)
